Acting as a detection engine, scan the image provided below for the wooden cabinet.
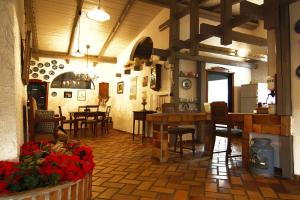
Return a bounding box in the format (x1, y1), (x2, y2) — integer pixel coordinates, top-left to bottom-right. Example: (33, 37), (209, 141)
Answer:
(27, 80), (48, 110)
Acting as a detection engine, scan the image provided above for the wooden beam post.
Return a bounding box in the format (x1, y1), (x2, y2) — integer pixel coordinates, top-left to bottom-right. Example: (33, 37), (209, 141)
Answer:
(220, 0), (232, 45)
(199, 23), (267, 46)
(190, 0), (199, 55)
(168, 0), (180, 64)
(24, 0), (38, 53)
(32, 50), (117, 64)
(98, 0), (135, 58)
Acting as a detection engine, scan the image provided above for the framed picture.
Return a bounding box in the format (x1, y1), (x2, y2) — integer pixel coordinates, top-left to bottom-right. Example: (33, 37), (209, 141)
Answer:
(117, 81), (124, 94)
(64, 91), (72, 98)
(77, 90), (86, 101)
(142, 76), (148, 87)
(130, 76), (137, 100)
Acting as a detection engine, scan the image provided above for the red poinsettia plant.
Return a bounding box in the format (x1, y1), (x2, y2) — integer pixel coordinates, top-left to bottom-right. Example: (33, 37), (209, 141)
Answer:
(0, 141), (94, 195)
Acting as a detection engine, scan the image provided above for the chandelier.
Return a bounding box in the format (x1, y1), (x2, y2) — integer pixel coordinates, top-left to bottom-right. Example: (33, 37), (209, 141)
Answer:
(76, 45), (98, 82)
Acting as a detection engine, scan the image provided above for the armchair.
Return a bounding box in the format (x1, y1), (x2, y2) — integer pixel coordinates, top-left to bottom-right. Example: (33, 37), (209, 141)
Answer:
(28, 97), (68, 142)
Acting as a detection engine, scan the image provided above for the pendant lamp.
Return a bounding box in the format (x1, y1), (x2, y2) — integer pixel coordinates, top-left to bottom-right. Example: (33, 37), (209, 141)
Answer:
(87, 0), (110, 22)
(72, 14), (84, 57)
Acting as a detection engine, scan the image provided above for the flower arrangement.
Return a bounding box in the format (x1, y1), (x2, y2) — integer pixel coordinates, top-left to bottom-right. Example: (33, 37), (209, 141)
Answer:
(0, 141), (94, 195)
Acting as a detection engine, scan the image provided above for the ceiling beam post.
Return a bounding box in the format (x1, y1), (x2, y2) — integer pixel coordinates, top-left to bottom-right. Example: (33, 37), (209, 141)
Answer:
(190, 0), (199, 55)
(220, 0), (232, 45)
(97, 0), (135, 60)
(24, 0), (38, 55)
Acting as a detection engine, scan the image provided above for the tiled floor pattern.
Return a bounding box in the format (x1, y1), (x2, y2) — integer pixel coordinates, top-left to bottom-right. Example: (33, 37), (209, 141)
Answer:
(79, 130), (300, 200)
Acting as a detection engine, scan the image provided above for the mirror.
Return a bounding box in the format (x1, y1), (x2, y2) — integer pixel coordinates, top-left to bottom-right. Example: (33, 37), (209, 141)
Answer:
(182, 79), (192, 89)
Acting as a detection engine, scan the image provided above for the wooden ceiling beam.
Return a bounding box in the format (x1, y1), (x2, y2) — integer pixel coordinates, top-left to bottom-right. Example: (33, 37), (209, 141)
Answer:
(67, 0), (84, 56)
(190, 0), (199, 55)
(98, 0), (135, 58)
(240, 1), (264, 20)
(158, 7), (258, 32)
(220, 0), (232, 45)
(280, 0), (300, 5)
(33, 50), (117, 64)
(175, 52), (256, 68)
(24, 0), (38, 53)
(208, 0), (245, 11)
(137, 0), (169, 8)
(199, 23), (267, 46)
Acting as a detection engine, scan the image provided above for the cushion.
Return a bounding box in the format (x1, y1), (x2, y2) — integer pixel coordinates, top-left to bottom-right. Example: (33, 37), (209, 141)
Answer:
(216, 127), (242, 136)
(168, 127), (195, 134)
(35, 110), (55, 133)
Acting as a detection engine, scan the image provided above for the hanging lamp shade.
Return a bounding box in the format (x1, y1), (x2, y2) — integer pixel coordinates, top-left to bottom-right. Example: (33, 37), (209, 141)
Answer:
(72, 49), (84, 57)
(87, 0), (110, 22)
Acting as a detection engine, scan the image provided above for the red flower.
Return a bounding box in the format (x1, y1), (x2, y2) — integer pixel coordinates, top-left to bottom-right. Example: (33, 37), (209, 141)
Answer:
(20, 142), (41, 156)
(0, 181), (8, 194)
(73, 146), (93, 161)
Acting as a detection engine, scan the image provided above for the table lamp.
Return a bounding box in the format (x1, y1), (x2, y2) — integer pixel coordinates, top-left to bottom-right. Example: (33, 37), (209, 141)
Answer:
(142, 91), (147, 111)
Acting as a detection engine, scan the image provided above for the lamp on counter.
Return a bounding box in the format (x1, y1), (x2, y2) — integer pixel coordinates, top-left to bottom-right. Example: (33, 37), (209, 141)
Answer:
(141, 91), (147, 111)
(134, 57), (143, 71)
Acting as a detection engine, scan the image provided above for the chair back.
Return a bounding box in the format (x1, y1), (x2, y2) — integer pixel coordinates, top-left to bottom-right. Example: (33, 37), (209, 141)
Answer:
(162, 103), (177, 113)
(85, 105), (99, 112)
(210, 101), (229, 125)
(58, 106), (64, 126)
(105, 106), (111, 120)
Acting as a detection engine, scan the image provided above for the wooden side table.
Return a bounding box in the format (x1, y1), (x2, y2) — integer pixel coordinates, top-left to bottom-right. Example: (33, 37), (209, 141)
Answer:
(133, 110), (156, 142)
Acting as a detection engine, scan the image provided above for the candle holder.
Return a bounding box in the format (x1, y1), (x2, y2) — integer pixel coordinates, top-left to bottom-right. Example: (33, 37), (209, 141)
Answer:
(142, 99), (147, 111)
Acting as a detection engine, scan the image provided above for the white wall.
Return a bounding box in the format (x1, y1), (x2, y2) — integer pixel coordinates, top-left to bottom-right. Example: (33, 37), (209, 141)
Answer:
(29, 57), (116, 121)
(0, 0), (26, 161)
(290, 1), (300, 175)
(251, 61), (268, 83)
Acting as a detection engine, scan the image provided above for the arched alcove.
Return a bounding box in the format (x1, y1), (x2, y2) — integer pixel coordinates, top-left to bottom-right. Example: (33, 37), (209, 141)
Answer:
(50, 72), (95, 89)
(129, 37), (153, 61)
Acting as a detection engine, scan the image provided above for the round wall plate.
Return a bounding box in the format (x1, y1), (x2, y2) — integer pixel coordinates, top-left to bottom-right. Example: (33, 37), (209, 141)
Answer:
(296, 66), (300, 77)
(51, 60), (57, 64)
(52, 65), (58, 70)
(182, 79), (192, 89)
(45, 62), (50, 67)
(51, 91), (57, 97)
(295, 20), (300, 33)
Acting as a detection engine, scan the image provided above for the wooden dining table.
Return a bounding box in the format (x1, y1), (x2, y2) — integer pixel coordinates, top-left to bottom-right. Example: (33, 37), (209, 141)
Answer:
(146, 112), (290, 167)
(69, 111), (105, 136)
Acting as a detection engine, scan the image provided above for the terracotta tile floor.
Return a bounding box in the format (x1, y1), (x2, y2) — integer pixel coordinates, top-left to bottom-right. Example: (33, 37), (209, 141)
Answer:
(79, 129), (300, 200)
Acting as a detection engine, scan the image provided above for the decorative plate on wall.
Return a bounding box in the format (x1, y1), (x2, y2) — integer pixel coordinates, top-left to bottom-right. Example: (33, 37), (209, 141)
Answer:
(51, 91), (57, 97)
(52, 65), (58, 70)
(37, 63), (43, 68)
(59, 64), (64, 69)
(33, 67), (39, 72)
(295, 20), (300, 33)
(30, 60), (36, 66)
(45, 62), (50, 67)
(51, 60), (57, 64)
(32, 73), (38, 78)
(182, 79), (192, 90)
(29, 69), (33, 74)
(43, 75), (50, 80)
(39, 69), (46, 74)
(49, 70), (55, 75)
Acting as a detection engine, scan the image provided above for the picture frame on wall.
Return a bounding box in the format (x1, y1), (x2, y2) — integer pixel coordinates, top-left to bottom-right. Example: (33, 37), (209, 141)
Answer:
(130, 76), (137, 100)
(77, 90), (86, 101)
(117, 81), (124, 94)
(64, 91), (72, 98)
(142, 76), (148, 87)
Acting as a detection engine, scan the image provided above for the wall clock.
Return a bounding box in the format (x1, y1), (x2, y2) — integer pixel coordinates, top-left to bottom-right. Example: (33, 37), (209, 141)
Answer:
(296, 66), (300, 78)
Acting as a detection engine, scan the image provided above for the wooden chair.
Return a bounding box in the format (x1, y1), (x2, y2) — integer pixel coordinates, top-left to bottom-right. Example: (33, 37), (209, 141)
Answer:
(58, 106), (76, 136)
(81, 106), (99, 136)
(210, 101), (242, 162)
(28, 97), (67, 142)
(96, 106), (111, 135)
(162, 103), (195, 157)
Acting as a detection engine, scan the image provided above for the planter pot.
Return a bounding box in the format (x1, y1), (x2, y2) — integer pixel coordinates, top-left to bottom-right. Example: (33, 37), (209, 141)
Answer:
(0, 174), (92, 200)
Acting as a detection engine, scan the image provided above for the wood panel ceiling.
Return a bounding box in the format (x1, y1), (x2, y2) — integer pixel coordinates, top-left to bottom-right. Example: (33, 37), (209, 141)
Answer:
(33, 0), (162, 59)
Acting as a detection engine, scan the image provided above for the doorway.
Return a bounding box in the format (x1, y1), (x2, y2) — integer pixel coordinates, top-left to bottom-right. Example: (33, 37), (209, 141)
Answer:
(206, 70), (234, 112)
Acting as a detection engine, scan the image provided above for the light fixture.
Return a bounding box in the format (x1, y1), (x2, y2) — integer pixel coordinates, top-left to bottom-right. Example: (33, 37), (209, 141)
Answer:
(85, 45), (98, 81)
(72, 13), (84, 57)
(236, 48), (249, 57)
(86, 0), (110, 22)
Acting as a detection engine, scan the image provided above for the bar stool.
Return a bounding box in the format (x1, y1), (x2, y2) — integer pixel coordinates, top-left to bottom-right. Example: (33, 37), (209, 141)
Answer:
(162, 103), (196, 157)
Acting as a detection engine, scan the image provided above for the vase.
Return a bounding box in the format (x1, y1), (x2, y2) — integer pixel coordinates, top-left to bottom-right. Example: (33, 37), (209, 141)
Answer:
(0, 174), (92, 200)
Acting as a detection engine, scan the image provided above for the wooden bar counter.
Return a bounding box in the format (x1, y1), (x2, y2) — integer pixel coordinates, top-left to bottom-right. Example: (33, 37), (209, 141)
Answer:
(146, 112), (290, 167)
